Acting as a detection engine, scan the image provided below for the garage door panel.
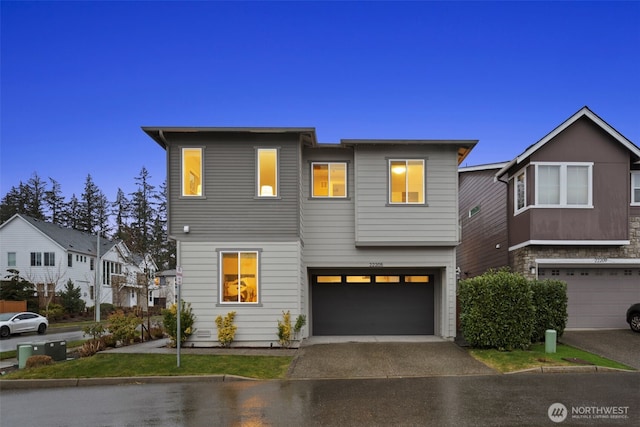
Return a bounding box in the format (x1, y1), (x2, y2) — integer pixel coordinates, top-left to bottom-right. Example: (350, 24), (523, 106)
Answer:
(312, 282), (434, 335)
(542, 268), (640, 329)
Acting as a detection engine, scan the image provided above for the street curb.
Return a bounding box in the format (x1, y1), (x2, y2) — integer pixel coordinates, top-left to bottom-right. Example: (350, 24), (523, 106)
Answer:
(507, 365), (637, 374)
(0, 374), (255, 390)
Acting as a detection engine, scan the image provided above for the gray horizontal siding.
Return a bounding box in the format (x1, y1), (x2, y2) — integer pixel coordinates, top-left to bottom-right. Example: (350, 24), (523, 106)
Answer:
(179, 241), (304, 344)
(166, 133), (301, 241)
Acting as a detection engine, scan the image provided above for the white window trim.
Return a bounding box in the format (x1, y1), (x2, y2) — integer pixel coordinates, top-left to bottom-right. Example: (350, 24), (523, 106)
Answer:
(218, 250), (260, 305)
(513, 167), (527, 215)
(631, 171), (640, 206)
(388, 158), (426, 205)
(181, 147), (204, 198)
(311, 161), (348, 198)
(256, 148), (279, 198)
(533, 162), (593, 208)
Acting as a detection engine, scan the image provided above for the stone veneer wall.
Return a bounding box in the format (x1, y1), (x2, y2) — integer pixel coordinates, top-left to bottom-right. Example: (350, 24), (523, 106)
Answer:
(510, 216), (640, 280)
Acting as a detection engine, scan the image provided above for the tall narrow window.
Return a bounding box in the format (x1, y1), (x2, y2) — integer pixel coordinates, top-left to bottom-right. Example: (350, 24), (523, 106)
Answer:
(515, 169), (526, 213)
(389, 159), (424, 204)
(68, 253), (73, 267)
(44, 252), (55, 266)
(312, 162), (347, 197)
(182, 148), (202, 196)
(257, 148), (277, 197)
(220, 251), (259, 303)
(537, 165), (560, 205)
(30, 252), (42, 266)
(632, 172), (640, 205)
(7, 252), (16, 267)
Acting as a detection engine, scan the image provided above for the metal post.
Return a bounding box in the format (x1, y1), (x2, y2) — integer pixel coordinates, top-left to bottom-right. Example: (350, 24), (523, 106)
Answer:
(96, 233), (101, 323)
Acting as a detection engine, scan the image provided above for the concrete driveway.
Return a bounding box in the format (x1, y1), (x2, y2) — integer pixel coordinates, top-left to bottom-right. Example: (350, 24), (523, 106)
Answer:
(559, 329), (640, 370)
(287, 337), (497, 379)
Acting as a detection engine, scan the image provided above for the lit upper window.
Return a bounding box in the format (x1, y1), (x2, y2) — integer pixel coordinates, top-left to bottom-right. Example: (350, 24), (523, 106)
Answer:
(220, 251), (259, 303)
(182, 148), (202, 197)
(535, 163), (592, 207)
(389, 159), (424, 204)
(257, 148), (278, 197)
(312, 162), (347, 197)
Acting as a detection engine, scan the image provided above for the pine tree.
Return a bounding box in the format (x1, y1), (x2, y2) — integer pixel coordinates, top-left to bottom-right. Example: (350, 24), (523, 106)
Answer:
(25, 172), (47, 220)
(44, 178), (67, 225)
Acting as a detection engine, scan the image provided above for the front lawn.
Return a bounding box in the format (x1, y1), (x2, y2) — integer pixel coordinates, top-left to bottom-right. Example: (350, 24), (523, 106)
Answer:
(469, 343), (634, 372)
(1, 353), (292, 380)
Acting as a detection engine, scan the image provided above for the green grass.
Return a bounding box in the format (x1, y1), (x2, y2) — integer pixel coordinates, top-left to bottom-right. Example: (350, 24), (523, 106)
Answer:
(469, 343), (634, 372)
(0, 339), (87, 360)
(2, 353), (292, 380)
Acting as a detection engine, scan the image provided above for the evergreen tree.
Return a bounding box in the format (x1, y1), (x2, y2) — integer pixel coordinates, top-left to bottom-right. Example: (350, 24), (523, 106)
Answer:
(112, 188), (131, 241)
(25, 172), (47, 220)
(0, 269), (38, 311)
(78, 174), (104, 234)
(44, 178), (67, 225)
(0, 186), (22, 223)
(154, 180), (176, 269)
(66, 194), (81, 230)
(59, 279), (86, 314)
(129, 167), (157, 254)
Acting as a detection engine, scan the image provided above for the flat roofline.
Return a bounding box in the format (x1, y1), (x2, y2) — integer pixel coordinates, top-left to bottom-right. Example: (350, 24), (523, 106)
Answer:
(340, 139), (478, 146)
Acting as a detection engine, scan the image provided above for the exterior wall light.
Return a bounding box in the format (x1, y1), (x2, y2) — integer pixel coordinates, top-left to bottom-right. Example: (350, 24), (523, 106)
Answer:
(183, 225), (190, 234)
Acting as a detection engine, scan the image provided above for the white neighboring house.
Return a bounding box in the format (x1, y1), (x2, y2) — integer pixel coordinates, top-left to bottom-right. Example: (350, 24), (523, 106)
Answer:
(153, 269), (177, 309)
(0, 214), (157, 309)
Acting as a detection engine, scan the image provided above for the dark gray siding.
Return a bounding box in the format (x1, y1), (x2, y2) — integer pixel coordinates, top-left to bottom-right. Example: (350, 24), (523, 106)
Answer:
(457, 168), (509, 278)
(165, 132), (301, 241)
(507, 117), (631, 245)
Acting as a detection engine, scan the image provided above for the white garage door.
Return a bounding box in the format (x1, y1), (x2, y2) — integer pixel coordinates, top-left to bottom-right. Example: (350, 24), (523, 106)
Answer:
(539, 268), (640, 329)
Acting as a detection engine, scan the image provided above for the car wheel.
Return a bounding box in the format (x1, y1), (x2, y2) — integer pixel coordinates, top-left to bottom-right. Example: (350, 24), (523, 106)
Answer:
(37, 323), (47, 335)
(0, 326), (9, 339)
(630, 313), (640, 333)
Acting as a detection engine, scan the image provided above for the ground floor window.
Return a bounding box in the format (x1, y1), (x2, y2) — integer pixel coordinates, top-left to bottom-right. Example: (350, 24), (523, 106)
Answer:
(220, 251), (259, 303)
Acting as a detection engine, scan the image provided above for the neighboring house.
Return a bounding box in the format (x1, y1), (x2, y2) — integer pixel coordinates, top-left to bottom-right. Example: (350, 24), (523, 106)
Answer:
(153, 269), (177, 308)
(0, 214), (157, 310)
(459, 107), (640, 329)
(144, 126), (476, 346)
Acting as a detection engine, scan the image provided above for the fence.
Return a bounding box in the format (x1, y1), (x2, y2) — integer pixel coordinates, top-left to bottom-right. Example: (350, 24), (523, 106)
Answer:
(0, 300), (27, 313)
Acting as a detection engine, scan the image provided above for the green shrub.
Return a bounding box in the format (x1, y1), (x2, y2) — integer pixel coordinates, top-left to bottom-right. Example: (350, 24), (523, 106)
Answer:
(59, 279), (86, 314)
(215, 311), (237, 348)
(162, 300), (196, 347)
(107, 310), (142, 346)
(459, 269), (535, 350)
(42, 303), (65, 321)
(277, 311), (292, 348)
(82, 322), (106, 341)
(531, 279), (568, 342)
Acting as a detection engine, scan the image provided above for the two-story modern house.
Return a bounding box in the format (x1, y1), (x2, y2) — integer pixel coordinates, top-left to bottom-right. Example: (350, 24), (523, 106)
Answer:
(0, 214), (157, 309)
(144, 126), (476, 346)
(459, 107), (640, 329)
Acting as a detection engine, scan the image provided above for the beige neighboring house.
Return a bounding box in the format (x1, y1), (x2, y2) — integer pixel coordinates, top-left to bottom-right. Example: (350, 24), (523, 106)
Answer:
(0, 214), (157, 309)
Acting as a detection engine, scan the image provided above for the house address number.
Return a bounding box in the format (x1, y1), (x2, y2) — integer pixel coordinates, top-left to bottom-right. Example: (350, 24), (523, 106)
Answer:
(594, 258), (608, 263)
(369, 262), (384, 267)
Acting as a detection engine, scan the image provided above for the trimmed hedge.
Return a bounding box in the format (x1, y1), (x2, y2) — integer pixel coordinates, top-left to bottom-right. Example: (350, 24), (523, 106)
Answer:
(459, 269), (535, 350)
(531, 279), (567, 343)
(458, 270), (568, 350)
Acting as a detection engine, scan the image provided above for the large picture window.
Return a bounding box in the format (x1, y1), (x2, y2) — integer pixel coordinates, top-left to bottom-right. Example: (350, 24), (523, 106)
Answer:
(182, 148), (202, 197)
(257, 148), (278, 197)
(389, 159), (424, 204)
(221, 251), (258, 303)
(312, 162), (347, 197)
(535, 163), (592, 207)
(632, 172), (640, 205)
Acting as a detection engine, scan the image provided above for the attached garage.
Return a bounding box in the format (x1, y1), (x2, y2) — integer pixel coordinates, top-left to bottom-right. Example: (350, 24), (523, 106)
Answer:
(539, 267), (640, 329)
(311, 271), (435, 335)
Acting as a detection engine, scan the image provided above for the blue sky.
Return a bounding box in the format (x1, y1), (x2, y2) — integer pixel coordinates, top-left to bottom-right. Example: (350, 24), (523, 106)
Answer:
(2, 1), (639, 201)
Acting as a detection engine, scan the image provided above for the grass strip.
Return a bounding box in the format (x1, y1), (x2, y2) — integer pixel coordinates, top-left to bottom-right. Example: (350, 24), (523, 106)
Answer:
(2, 353), (292, 380)
(469, 343), (634, 372)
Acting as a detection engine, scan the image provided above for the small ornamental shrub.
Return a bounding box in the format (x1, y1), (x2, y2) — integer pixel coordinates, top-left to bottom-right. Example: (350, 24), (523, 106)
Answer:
(162, 300), (196, 347)
(294, 314), (307, 340)
(82, 322), (106, 341)
(42, 303), (64, 321)
(277, 311), (292, 348)
(101, 334), (117, 348)
(459, 269), (535, 350)
(79, 339), (105, 357)
(25, 355), (54, 369)
(530, 279), (568, 342)
(107, 310), (142, 346)
(215, 311), (237, 347)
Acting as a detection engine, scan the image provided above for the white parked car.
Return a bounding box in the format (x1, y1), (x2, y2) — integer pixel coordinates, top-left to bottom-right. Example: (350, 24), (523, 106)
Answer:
(0, 312), (48, 338)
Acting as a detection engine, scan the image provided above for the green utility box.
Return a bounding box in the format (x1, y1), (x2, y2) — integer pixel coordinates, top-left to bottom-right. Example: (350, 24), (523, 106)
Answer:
(43, 340), (67, 361)
(545, 329), (557, 353)
(17, 344), (33, 369)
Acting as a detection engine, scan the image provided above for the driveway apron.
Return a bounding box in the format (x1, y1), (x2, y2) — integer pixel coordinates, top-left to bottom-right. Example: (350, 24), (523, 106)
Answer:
(287, 341), (497, 379)
(559, 329), (640, 370)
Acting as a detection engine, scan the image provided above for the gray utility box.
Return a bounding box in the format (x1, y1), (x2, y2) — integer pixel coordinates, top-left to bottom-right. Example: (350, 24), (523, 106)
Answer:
(16, 342), (46, 369)
(43, 340), (67, 361)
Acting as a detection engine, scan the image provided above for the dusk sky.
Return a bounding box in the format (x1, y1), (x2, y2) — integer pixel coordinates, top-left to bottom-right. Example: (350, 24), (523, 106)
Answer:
(2, 1), (639, 202)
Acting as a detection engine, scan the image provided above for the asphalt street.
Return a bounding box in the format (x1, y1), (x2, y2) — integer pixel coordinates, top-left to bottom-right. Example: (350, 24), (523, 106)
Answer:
(1, 372), (637, 426)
